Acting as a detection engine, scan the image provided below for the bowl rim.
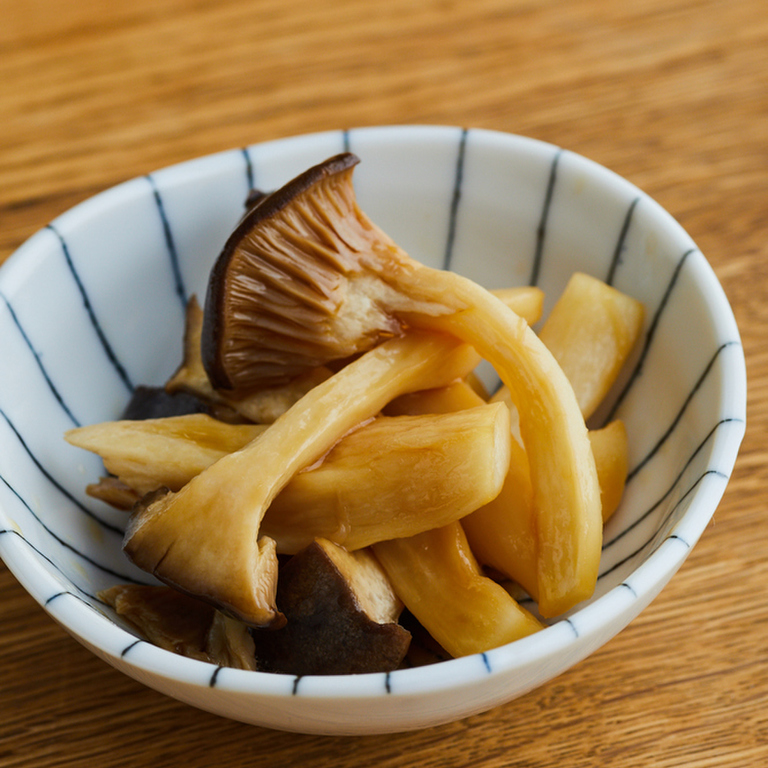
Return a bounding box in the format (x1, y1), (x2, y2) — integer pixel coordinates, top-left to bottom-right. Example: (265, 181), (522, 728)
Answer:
(0, 124), (747, 704)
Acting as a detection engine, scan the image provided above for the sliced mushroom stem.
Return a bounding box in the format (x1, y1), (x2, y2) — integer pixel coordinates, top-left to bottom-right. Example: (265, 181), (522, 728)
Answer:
(66, 414), (266, 495)
(123, 330), (484, 627)
(397, 286), (601, 617)
(265, 402), (511, 552)
(69, 404), (511, 551)
(588, 419), (629, 523)
(373, 522), (544, 658)
(537, 272), (645, 421)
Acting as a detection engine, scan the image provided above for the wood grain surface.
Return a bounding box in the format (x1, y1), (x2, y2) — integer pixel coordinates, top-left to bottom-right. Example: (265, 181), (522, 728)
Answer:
(1, 0), (766, 765)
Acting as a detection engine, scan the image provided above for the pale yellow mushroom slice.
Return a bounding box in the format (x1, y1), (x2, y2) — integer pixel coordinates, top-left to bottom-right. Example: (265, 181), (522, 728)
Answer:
(68, 403), (512, 551)
(373, 522), (544, 659)
(265, 402), (511, 552)
(588, 419), (629, 523)
(66, 413), (265, 495)
(123, 330), (484, 627)
(200, 154), (601, 618)
(498, 272), (645, 422)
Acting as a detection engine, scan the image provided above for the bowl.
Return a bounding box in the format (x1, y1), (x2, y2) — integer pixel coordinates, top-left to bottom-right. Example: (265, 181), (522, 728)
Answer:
(0, 126), (746, 734)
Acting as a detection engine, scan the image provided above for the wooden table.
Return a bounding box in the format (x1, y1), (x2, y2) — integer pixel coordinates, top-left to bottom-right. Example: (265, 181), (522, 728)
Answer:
(1, 1), (766, 765)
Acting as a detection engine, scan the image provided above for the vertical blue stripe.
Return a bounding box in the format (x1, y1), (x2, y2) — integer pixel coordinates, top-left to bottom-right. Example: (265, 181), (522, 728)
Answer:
(0, 292), (80, 426)
(605, 418), (741, 550)
(626, 343), (740, 481)
(443, 128), (468, 271)
(146, 175), (187, 311)
(603, 248), (697, 423)
(241, 146), (255, 192)
(0, 469), (140, 579)
(0, 407), (123, 535)
(47, 224), (134, 393)
(529, 148), (563, 287)
(605, 197), (640, 286)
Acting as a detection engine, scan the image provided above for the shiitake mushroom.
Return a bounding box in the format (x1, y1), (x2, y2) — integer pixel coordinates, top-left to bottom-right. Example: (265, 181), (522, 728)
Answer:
(251, 539), (411, 675)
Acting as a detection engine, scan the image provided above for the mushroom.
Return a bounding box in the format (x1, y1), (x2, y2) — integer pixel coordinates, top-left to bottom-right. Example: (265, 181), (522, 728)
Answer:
(201, 154), (406, 392)
(251, 539), (411, 676)
(99, 584), (257, 670)
(198, 154), (601, 617)
(372, 521), (543, 659)
(166, 295), (333, 424)
(123, 329), (483, 627)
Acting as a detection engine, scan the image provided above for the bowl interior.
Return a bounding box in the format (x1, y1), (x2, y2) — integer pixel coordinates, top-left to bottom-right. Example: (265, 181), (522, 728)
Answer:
(0, 126), (746, 733)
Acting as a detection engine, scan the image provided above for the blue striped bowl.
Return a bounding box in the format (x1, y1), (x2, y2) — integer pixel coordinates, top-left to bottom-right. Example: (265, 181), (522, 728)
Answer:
(0, 126), (746, 734)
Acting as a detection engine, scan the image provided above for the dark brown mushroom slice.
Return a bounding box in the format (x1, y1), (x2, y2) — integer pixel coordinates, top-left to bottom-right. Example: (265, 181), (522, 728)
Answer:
(252, 539), (411, 676)
(100, 584), (257, 670)
(121, 384), (213, 421)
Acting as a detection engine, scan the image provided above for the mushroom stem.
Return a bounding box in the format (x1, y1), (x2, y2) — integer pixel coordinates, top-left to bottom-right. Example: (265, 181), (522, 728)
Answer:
(373, 521), (544, 658)
(124, 330), (482, 626)
(396, 275), (601, 617)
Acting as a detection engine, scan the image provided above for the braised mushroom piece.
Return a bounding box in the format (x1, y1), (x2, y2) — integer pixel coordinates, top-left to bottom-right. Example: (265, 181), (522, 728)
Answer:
(251, 539), (411, 676)
(99, 584), (257, 670)
(201, 153), (407, 392)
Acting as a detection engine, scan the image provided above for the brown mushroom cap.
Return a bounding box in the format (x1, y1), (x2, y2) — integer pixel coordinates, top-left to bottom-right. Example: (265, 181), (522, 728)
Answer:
(251, 539), (411, 676)
(201, 153), (405, 392)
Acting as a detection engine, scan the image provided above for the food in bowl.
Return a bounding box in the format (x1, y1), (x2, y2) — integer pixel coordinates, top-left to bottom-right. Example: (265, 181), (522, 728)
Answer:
(65, 153), (645, 675)
(0, 125), (745, 732)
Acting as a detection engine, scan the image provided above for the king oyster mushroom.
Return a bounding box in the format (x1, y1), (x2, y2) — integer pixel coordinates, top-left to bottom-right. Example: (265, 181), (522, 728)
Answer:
(199, 153), (601, 618)
(124, 154), (601, 625)
(123, 330), (483, 627)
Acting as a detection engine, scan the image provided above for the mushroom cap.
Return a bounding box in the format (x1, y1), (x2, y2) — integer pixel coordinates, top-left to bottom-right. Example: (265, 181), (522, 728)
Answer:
(251, 539), (411, 676)
(201, 153), (403, 393)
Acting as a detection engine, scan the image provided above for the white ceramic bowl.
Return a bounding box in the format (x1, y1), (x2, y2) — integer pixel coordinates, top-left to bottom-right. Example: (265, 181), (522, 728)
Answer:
(0, 126), (746, 735)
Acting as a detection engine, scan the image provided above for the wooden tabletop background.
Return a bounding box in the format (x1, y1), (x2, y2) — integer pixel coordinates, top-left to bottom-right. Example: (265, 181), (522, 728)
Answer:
(1, 0), (766, 765)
